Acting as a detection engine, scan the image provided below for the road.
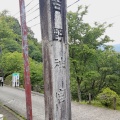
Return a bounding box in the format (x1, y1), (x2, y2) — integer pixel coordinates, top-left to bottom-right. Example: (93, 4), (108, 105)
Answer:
(0, 86), (120, 120)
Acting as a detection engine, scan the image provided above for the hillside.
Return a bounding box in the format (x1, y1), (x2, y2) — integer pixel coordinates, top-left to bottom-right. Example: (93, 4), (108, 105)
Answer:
(0, 10), (43, 92)
(113, 44), (120, 52)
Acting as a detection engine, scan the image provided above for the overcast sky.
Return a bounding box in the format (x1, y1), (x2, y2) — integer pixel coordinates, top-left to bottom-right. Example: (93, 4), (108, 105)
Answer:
(0, 0), (120, 45)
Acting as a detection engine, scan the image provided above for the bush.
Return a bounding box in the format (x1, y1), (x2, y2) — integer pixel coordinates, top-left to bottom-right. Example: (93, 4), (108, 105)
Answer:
(4, 75), (12, 86)
(97, 87), (120, 107)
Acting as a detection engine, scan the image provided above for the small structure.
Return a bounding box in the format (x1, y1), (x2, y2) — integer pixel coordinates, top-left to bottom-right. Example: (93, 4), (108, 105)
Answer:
(12, 73), (19, 87)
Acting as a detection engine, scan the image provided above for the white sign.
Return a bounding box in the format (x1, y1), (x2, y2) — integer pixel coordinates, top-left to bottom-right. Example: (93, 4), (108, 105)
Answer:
(12, 73), (19, 87)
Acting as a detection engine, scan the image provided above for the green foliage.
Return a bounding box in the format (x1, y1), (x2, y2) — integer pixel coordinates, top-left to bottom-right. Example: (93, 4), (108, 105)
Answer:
(68, 5), (119, 102)
(0, 10), (43, 92)
(28, 40), (42, 62)
(0, 51), (43, 91)
(97, 88), (120, 107)
(89, 100), (104, 108)
(30, 59), (43, 92)
(0, 52), (23, 78)
(4, 75), (12, 86)
(1, 38), (22, 53)
(30, 51), (42, 62)
(70, 77), (78, 100)
(3, 117), (7, 120)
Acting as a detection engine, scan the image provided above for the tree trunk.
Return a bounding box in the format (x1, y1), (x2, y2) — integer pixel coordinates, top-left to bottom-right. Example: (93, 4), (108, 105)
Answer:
(77, 80), (81, 102)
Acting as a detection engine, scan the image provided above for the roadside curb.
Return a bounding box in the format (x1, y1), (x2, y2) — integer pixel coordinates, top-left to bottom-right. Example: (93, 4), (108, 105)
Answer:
(0, 103), (25, 120)
(4, 85), (44, 97)
(17, 87), (44, 97)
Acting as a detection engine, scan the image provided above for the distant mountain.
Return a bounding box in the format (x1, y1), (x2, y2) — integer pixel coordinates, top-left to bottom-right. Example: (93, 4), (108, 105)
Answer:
(113, 44), (120, 52)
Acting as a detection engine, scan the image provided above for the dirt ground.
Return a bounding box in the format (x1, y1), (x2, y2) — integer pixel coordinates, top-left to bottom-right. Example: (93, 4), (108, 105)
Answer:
(0, 105), (20, 120)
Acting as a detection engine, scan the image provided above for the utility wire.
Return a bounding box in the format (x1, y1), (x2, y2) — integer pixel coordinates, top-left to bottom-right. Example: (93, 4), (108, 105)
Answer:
(15, 3), (39, 19)
(26, 3), (39, 13)
(67, 0), (80, 8)
(13, 0), (36, 17)
(27, 1), (82, 27)
(14, 0), (80, 18)
(25, 0), (35, 8)
(15, 0), (82, 27)
(27, 0), (81, 24)
(27, 15), (40, 23)
(30, 23), (40, 28)
(28, 11), (120, 28)
(27, 7), (39, 16)
(13, 11), (20, 17)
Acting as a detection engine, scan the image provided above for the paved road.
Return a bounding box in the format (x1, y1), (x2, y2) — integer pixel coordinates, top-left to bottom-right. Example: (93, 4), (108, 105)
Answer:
(0, 86), (120, 120)
(0, 104), (19, 120)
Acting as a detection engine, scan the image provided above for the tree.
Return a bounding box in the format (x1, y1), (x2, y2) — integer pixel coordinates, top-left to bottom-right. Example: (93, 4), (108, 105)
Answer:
(0, 10), (43, 92)
(97, 88), (120, 107)
(28, 40), (42, 62)
(30, 59), (43, 92)
(67, 6), (113, 101)
(0, 51), (43, 89)
(95, 48), (120, 93)
(0, 52), (23, 79)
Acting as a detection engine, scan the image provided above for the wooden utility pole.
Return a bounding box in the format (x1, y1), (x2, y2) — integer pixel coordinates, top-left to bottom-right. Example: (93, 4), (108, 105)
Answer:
(19, 0), (33, 120)
(39, 0), (71, 120)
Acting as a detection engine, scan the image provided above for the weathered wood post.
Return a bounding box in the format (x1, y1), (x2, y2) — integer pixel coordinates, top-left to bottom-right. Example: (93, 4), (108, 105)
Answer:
(39, 0), (71, 119)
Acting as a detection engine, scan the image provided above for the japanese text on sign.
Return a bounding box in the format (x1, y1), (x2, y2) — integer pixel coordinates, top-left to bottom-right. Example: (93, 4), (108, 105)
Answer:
(53, 28), (63, 41)
(52, 0), (62, 12)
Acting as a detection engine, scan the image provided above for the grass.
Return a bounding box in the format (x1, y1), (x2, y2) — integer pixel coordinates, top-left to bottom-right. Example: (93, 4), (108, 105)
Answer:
(80, 100), (103, 106)
(4, 105), (26, 120)
(116, 106), (120, 110)
(79, 100), (120, 110)
(0, 102), (26, 120)
(3, 117), (7, 120)
(89, 100), (105, 108)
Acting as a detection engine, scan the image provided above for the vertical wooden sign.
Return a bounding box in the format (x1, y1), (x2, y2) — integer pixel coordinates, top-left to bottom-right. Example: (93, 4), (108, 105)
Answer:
(39, 0), (71, 120)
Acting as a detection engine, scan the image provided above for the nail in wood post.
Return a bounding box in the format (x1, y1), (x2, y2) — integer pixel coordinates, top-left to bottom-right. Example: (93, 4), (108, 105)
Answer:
(39, 0), (71, 119)
(19, 0), (33, 119)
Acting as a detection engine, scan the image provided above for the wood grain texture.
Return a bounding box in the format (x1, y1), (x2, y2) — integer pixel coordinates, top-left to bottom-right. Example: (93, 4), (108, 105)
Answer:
(39, 0), (71, 119)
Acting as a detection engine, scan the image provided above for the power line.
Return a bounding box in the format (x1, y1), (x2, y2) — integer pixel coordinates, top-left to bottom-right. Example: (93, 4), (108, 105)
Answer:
(30, 23), (40, 28)
(16, 8), (39, 20)
(13, 11), (19, 17)
(25, 0), (35, 8)
(14, 3), (39, 20)
(26, 3), (39, 13)
(14, 0), (83, 27)
(28, 1), (81, 27)
(13, 1), (80, 18)
(27, 8), (39, 16)
(26, 1), (81, 22)
(13, 0), (36, 17)
(27, 15), (40, 23)
(67, 0), (80, 8)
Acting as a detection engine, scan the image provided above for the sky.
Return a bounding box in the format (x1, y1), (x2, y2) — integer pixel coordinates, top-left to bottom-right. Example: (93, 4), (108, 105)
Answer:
(0, 0), (120, 45)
